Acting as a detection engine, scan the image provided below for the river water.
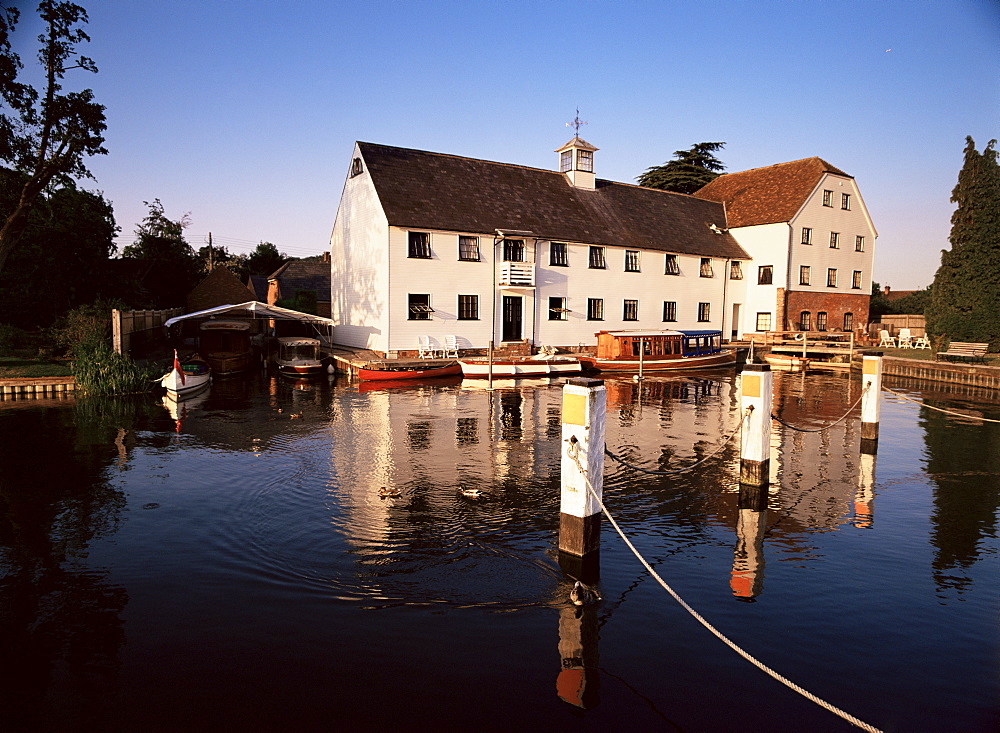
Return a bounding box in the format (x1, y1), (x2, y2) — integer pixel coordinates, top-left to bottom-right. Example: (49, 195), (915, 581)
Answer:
(0, 368), (997, 732)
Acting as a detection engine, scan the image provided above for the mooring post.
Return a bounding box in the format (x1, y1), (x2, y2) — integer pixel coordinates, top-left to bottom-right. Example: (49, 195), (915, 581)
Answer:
(739, 364), (772, 487)
(860, 351), (882, 454)
(559, 378), (606, 570)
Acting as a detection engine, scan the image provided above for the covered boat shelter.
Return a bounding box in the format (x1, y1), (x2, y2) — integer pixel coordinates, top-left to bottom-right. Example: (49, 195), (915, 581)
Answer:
(164, 301), (336, 348)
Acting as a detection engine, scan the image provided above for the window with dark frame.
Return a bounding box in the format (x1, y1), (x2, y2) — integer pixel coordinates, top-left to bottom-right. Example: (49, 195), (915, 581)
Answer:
(698, 302), (710, 322)
(830, 232), (840, 248)
(408, 232), (431, 258)
(664, 254), (680, 275)
(457, 294), (479, 320)
(827, 268), (838, 287)
(408, 293), (432, 320)
(758, 265), (773, 284)
(587, 298), (604, 321)
(730, 262), (743, 279)
(625, 250), (640, 272)
(350, 157), (363, 177)
(800, 265), (811, 285)
(823, 190), (833, 207)
(458, 236), (480, 261)
(663, 301), (677, 322)
(816, 311), (828, 331)
(549, 296), (568, 320)
(801, 227), (812, 244)
(855, 235), (865, 252)
(700, 258), (713, 277)
(756, 312), (771, 331)
(577, 150), (593, 172)
(800, 311), (812, 331)
(589, 246), (606, 269)
(623, 299), (638, 321)
(503, 239), (525, 262)
(841, 193), (851, 210)
(852, 270), (863, 289)
(560, 150), (572, 172)
(550, 242), (568, 266)
(844, 312), (854, 331)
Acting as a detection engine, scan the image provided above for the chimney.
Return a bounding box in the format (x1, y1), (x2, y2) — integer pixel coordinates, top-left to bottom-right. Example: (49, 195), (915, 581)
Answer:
(323, 251), (330, 263)
(883, 285), (890, 295)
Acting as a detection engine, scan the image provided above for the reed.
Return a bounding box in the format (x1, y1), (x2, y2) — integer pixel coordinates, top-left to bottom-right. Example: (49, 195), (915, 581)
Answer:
(72, 343), (158, 396)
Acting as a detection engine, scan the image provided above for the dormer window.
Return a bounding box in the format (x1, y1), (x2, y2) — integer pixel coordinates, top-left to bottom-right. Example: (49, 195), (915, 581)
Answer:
(560, 150), (572, 173)
(577, 150), (593, 172)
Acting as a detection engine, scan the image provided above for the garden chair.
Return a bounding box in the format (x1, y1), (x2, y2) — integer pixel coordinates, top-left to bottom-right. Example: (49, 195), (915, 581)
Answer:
(898, 328), (914, 348)
(913, 334), (931, 349)
(878, 330), (896, 348)
(417, 335), (438, 359)
(442, 335), (459, 358)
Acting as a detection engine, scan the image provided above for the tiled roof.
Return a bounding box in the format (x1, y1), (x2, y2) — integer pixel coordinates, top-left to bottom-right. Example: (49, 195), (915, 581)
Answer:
(186, 266), (258, 313)
(695, 157), (852, 228)
(358, 142), (749, 260)
(269, 259), (331, 301)
(246, 275), (268, 301)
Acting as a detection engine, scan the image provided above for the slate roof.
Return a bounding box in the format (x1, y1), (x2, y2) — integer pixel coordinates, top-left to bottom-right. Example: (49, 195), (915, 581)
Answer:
(695, 157), (852, 228)
(357, 142), (749, 260)
(268, 259), (331, 301)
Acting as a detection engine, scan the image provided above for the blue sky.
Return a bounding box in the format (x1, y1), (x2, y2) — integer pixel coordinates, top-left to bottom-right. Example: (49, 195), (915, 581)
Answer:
(11, 0), (999, 288)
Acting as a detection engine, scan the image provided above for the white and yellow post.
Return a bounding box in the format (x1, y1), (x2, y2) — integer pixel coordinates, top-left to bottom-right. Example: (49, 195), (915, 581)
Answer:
(740, 364), (773, 486)
(560, 378), (606, 561)
(860, 351), (883, 454)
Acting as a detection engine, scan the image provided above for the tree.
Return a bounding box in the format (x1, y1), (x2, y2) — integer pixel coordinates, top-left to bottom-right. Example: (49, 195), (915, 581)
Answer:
(925, 137), (1000, 350)
(0, 1), (107, 274)
(637, 142), (726, 194)
(246, 240), (286, 277)
(120, 199), (200, 308)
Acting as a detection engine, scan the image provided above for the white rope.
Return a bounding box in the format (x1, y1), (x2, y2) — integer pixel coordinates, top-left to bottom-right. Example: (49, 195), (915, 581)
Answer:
(882, 385), (1000, 423)
(566, 446), (883, 733)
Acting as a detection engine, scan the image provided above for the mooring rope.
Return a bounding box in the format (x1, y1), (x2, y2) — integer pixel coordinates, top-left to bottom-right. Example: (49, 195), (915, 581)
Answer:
(565, 442), (883, 733)
(603, 407), (752, 476)
(770, 383), (870, 433)
(882, 385), (1000, 424)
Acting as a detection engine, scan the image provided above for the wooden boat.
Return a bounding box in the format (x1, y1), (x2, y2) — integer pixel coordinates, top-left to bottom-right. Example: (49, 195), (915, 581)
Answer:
(275, 337), (325, 376)
(763, 353), (810, 371)
(160, 350), (211, 400)
(200, 320), (254, 375)
(458, 355), (581, 378)
(580, 330), (736, 372)
(358, 362), (463, 381)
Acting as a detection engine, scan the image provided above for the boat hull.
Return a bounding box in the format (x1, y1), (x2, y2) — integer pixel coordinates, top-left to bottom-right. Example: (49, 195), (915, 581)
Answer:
(277, 362), (325, 376)
(580, 350), (737, 372)
(458, 357), (581, 378)
(358, 362), (463, 381)
(204, 351), (254, 376)
(764, 354), (810, 371)
(160, 368), (211, 400)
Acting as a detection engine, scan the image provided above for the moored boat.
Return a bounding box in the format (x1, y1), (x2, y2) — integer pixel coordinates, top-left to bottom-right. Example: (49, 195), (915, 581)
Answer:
(200, 320), (254, 375)
(275, 337), (325, 376)
(580, 330), (736, 372)
(160, 350), (211, 400)
(358, 361), (462, 381)
(458, 355), (581, 378)
(763, 353), (810, 371)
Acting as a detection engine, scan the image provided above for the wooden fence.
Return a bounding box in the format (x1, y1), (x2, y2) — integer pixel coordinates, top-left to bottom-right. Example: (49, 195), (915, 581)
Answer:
(112, 308), (183, 356)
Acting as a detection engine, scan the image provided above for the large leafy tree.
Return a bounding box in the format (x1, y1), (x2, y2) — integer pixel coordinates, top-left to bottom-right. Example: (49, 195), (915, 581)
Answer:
(925, 137), (1000, 350)
(121, 200), (200, 308)
(0, 1), (107, 274)
(637, 142), (726, 194)
(246, 240), (286, 277)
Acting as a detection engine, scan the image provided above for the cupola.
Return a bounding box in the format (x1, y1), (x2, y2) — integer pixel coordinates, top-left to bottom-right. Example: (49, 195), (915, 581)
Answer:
(555, 136), (598, 190)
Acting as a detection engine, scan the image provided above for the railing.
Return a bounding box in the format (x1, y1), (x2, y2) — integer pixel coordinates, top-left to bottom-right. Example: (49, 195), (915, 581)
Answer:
(747, 331), (856, 362)
(499, 261), (535, 287)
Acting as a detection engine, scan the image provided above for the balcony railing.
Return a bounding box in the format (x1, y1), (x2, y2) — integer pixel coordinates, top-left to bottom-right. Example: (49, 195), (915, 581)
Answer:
(499, 261), (535, 287)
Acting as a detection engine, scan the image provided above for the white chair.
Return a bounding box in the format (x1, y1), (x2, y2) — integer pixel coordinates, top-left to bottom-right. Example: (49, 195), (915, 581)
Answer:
(442, 335), (459, 358)
(898, 328), (914, 348)
(878, 330), (896, 348)
(913, 334), (931, 349)
(417, 335), (437, 359)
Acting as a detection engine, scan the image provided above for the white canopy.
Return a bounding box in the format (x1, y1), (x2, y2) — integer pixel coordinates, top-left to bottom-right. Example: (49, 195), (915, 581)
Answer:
(164, 301), (335, 328)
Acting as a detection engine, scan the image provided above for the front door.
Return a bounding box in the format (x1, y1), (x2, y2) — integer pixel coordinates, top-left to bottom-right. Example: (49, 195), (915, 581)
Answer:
(502, 296), (522, 342)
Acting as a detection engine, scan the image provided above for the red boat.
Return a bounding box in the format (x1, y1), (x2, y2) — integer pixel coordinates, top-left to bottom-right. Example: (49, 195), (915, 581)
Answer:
(357, 362), (462, 381)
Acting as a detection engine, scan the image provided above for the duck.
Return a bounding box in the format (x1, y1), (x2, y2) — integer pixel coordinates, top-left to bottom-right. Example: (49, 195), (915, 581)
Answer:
(378, 487), (401, 498)
(460, 487), (485, 499)
(570, 580), (601, 606)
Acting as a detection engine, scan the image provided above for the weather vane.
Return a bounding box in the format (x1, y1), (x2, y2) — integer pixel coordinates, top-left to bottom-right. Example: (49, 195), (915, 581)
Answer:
(566, 108), (588, 135)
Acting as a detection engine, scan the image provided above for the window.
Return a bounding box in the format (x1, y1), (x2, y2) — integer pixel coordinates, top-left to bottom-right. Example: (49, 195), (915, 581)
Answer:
(664, 254), (680, 275)
(757, 265), (773, 285)
(830, 232), (840, 248)
(823, 189), (833, 207)
(587, 298), (604, 321)
(625, 250), (640, 272)
(801, 227), (812, 244)
(408, 231), (431, 258)
(550, 242), (568, 266)
(408, 293), (432, 320)
(663, 301), (677, 322)
(730, 262), (743, 279)
(350, 157), (363, 177)
(855, 235), (865, 252)
(843, 312), (854, 331)
(589, 246), (606, 269)
(799, 311), (812, 331)
(503, 239), (524, 262)
(799, 265), (811, 285)
(549, 296), (568, 320)
(623, 299), (638, 321)
(457, 294), (479, 320)
(700, 258), (714, 277)
(827, 268), (838, 287)
(560, 150), (572, 172)
(698, 302), (710, 322)
(577, 150), (594, 172)
(816, 311), (828, 331)
(841, 193), (851, 210)
(852, 270), (863, 289)
(756, 312), (772, 331)
(459, 236), (480, 261)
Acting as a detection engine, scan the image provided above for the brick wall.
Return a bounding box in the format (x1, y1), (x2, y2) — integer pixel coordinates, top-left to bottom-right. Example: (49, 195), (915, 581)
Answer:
(784, 291), (870, 331)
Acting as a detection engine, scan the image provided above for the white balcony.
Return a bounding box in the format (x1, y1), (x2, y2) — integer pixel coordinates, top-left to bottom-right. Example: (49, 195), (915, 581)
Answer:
(498, 261), (535, 288)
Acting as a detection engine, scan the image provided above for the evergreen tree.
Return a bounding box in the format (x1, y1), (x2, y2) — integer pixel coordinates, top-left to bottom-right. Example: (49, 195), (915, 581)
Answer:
(926, 137), (1000, 350)
(637, 142), (726, 194)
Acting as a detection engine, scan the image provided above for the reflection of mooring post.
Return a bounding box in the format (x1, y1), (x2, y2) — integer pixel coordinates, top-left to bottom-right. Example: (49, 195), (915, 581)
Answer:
(860, 351), (882, 455)
(560, 378), (605, 578)
(854, 452), (876, 529)
(740, 364), (772, 486)
(731, 483), (768, 601)
(556, 605), (600, 709)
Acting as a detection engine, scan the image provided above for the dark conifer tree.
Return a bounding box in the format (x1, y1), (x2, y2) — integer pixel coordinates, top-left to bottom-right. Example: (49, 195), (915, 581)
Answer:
(926, 137), (1000, 350)
(637, 142), (726, 194)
